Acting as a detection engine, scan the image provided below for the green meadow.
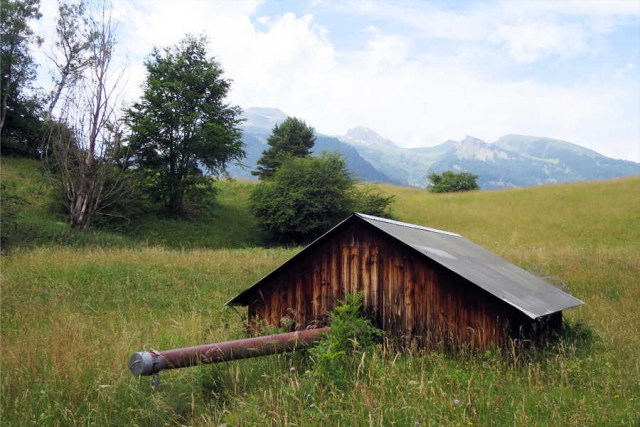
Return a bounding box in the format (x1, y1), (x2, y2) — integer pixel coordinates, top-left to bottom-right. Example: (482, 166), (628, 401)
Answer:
(1, 158), (639, 426)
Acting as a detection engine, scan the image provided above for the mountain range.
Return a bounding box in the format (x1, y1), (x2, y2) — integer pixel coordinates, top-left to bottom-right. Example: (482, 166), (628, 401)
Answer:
(227, 107), (640, 189)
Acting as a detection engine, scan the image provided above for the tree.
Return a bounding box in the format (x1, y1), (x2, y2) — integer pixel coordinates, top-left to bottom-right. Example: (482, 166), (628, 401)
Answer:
(0, 0), (44, 157)
(126, 34), (245, 215)
(45, 0), (94, 119)
(249, 152), (394, 243)
(252, 117), (316, 180)
(43, 0), (129, 229)
(426, 170), (480, 193)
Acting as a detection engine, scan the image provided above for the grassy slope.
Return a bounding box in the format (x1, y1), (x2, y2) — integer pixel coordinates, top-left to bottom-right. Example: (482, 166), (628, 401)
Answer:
(1, 158), (262, 250)
(1, 158), (639, 426)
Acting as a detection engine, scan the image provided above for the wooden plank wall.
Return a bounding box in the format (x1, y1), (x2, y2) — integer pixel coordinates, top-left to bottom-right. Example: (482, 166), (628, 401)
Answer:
(246, 220), (559, 349)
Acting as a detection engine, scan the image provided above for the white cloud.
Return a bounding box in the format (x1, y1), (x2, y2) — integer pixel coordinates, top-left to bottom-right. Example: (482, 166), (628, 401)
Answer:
(496, 22), (588, 63)
(33, 0), (640, 163)
(338, 0), (638, 62)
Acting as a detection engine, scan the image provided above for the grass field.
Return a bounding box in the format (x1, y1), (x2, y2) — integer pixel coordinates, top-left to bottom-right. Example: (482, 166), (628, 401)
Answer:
(1, 158), (639, 426)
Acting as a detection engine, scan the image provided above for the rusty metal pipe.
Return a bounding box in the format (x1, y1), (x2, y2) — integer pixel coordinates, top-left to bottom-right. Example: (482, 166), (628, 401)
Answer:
(129, 327), (330, 377)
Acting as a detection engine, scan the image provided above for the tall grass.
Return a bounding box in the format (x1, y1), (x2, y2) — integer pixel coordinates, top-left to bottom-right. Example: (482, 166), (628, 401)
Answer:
(1, 158), (639, 425)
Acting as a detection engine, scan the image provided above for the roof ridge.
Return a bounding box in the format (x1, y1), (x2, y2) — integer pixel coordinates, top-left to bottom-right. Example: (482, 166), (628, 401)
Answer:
(356, 213), (461, 237)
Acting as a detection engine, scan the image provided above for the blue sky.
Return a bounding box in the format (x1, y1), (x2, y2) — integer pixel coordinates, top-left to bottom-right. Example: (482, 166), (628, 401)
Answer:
(34, 0), (640, 161)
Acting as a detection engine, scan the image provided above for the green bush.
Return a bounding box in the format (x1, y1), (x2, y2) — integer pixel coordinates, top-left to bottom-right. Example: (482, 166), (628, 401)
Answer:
(250, 152), (394, 243)
(427, 170), (480, 193)
(351, 184), (395, 218)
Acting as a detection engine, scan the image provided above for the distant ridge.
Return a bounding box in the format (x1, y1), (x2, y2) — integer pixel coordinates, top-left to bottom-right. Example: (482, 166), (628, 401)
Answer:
(230, 107), (640, 189)
(226, 108), (397, 183)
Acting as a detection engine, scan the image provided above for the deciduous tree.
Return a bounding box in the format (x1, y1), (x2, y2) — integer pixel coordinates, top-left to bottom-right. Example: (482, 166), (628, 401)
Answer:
(0, 0), (44, 156)
(126, 34), (245, 214)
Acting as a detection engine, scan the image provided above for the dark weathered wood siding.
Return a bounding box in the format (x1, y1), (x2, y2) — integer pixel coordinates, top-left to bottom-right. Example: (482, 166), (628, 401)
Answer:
(246, 220), (560, 348)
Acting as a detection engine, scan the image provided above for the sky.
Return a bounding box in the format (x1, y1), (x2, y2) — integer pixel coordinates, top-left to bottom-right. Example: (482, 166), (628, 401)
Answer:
(33, 0), (640, 162)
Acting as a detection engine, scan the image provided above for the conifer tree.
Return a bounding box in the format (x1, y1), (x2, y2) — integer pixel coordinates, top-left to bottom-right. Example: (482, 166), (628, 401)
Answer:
(252, 117), (315, 180)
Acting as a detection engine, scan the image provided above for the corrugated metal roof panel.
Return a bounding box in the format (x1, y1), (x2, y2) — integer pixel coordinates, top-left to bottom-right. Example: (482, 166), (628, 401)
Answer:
(355, 213), (584, 319)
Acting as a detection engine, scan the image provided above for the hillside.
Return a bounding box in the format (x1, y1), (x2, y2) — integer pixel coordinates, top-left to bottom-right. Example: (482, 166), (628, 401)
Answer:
(0, 158), (262, 251)
(2, 158), (639, 426)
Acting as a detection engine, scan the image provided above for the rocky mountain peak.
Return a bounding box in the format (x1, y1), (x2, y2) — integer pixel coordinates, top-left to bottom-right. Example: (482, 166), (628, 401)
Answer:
(341, 126), (398, 149)
(459, 135), (488, 147)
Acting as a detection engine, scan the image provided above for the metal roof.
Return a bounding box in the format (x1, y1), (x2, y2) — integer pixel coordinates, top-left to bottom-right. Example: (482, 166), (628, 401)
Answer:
(226, 213), (584, 319)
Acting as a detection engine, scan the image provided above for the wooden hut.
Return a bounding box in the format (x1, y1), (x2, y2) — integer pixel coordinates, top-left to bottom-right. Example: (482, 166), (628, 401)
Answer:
(226, 213), (583, 349)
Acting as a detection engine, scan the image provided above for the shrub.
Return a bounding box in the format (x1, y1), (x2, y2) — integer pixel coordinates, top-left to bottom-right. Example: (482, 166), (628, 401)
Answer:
(250, 152), (393, 243)
(307, 292), (383, 390)
(427, 170), (480, 193)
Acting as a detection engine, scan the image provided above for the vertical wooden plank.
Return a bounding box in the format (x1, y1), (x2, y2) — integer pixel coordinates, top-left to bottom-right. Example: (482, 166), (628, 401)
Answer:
(384, 250), (393, 332)
(454, 282), (461, 344)
(378, 246), (386, 330)
(361, 245), (371, 312)
(390, 249), (403, 335)
(404, 256), (415, 341)
(436, 269), (444, 346)
(341, 244), (350, 298)
(423, 265), (430, 342)
(397, 252), (405, 338)
(371, 245), (380, 325)
(331, 241), (340, 309)
(350, 246), (360, 296)
(413, 265), (424, 340)
(320, 249), (331, 324)
(312, 257), (322, 323)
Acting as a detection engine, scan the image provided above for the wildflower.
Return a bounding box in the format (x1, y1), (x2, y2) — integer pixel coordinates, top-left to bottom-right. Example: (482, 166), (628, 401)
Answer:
(309, 403), (315, 408)
(414, 422), (421, 426)
(614, 395), (619, 399)
(427, 380), (433, 385)
(453, 399), (461, 405)
(290, 367), (295, 372)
